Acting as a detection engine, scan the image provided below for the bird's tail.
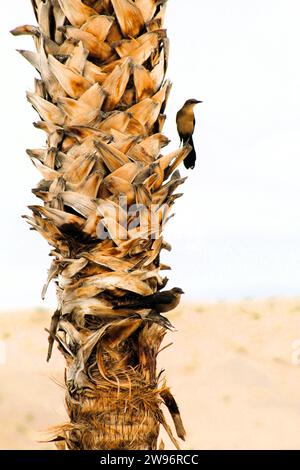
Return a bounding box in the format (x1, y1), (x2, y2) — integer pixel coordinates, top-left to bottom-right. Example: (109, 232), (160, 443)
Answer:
(184, 135), (197, 169)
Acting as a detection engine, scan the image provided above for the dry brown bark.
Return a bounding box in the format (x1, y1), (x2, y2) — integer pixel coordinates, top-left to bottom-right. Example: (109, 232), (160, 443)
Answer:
(12, 0), (189, 450)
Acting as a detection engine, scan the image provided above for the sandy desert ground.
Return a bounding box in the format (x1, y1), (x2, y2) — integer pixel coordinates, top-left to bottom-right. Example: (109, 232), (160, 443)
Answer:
(0, 298), (300, 450)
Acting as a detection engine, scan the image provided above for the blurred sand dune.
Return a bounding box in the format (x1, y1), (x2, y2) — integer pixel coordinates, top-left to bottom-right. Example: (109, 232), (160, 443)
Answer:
(0, 298), (300, 450)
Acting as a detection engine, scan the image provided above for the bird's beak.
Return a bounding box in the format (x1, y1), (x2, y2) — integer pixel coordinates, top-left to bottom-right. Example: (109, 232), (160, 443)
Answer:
(196, 100), (203, 104)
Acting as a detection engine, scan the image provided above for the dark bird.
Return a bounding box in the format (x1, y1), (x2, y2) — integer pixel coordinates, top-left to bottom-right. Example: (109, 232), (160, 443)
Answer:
(113, 287), (184, 313)
(176, 98), (202, 169)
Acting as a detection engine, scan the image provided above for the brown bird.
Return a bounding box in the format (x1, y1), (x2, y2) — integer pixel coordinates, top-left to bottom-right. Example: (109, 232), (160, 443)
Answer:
(176, 98), (202, 169)
(113, 287), (184, 313)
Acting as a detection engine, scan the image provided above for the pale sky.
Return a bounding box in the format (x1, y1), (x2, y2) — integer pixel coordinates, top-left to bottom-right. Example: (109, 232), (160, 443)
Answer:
(1, 1), (300, 309)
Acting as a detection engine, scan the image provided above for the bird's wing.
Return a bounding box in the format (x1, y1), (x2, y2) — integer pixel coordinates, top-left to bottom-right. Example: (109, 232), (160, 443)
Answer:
(114, 291), (174, 309)
(113, 301), (148, 310)
(151, 291), (174, 304)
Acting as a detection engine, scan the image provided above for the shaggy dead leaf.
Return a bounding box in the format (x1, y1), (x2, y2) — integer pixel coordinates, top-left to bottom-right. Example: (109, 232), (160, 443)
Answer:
(81, 15), (114, 43)
(66, 41), (89, 74)
(94, 140), (130, 172)
(27, 91), (65, 125)
(135, 0), (166, 23)
(60, 191), (96, 218)
(63, 154), (96, 184)
(102, 58), (131, 111)
(49, 55), (91, 99)
(58, 0), (97, 27)
(62, 26), (113, 61)
(111, 0), (144, 38)
(58, 83), (106, 126)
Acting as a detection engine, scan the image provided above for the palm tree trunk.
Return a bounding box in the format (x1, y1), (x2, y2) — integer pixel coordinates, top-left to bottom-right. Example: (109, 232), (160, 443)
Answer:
(12, 0), (188, 450)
